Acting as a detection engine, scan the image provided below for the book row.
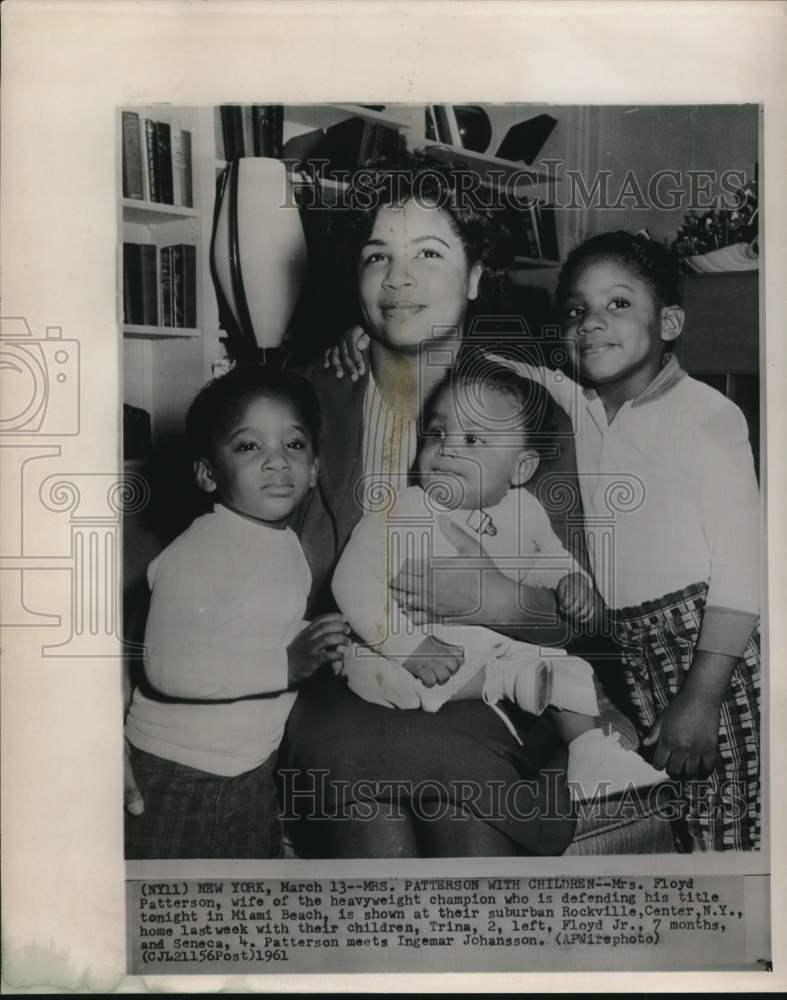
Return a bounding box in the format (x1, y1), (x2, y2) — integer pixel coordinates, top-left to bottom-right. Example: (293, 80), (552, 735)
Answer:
(516, 200), (560, 262)
(123, 243), (197, 328)
(121, 111), (193, 207)
(216, 105), (285, 161)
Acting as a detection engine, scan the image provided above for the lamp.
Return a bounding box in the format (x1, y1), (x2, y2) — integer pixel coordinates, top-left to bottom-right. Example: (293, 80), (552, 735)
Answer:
(210, 158), (308, 365)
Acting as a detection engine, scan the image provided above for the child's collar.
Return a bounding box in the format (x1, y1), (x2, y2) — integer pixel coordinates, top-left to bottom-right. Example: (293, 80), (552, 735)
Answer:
(582, 353), (686, 408)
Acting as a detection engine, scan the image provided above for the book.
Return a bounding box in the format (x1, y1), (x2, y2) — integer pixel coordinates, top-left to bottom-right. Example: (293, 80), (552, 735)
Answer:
(144, 119), (159, 202)
(171, 244), (184, 326)
(140, 245), (158, 326)
(433, 105), (461, 146)
(220, 105), (245, 160)
(159, 246), (173, 326)
(171, 127), (193, 207)
(243, 105), (254, 159)
(536, 202), (559, 261)
(182, 244), (197, 328)
(180, 130), (193, 207)
(251, 104), (284, 157)
(121, 111), (144, 200)
(520, 203), (542, 258)
(214, 107), (225, 161)
(156, 121), (174, 204)
(123, 243), (143, 325)
(424, 106), (438, 141)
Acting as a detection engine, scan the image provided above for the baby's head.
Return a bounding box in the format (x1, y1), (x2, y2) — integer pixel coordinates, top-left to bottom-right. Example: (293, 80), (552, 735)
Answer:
(418, 354), (551, 510)
(186, 364), (320, 528)
(555, 231), (684, 394)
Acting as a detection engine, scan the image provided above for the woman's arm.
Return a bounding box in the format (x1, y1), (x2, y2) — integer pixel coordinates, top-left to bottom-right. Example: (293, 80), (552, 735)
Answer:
(390, 516), (574, 648)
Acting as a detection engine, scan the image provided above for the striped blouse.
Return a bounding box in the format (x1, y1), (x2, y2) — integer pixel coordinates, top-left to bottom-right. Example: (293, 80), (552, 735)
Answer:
(360, 373), (419, 515)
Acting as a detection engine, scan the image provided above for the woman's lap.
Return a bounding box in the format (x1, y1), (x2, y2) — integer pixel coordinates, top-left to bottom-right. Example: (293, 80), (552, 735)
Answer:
(278, 668), (576, 855)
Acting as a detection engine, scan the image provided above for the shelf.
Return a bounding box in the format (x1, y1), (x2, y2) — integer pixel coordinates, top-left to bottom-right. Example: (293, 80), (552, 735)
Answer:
(123, 324), (201, 340)
(420, 139), (560, 189)
(283, 103), (418, 133)
(122, 199), (200, 224)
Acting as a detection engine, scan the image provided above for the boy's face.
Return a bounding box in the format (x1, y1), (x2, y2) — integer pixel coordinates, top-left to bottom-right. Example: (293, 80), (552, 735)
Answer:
(195, 392), (318, 528)
(418, 382), (537, 510)
(561, 259), (682, 399)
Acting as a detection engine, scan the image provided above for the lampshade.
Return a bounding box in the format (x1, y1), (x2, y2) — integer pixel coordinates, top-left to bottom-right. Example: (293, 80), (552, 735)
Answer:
(211, 158), (308, 354)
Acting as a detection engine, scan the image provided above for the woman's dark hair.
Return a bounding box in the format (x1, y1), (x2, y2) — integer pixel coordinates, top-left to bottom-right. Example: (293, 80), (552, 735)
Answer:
(555, 230), (682, 311)
(426, 348), (555, 456)
(327, 149), (513, 311)
(185, 364), (322, 458)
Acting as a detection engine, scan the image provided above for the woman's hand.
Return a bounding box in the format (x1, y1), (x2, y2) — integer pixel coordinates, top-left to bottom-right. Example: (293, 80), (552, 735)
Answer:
(288, 614), (350, 683)
(390, 515), (504, 625)
(323, 326), (370, 381)
(642, 688), (721, 778)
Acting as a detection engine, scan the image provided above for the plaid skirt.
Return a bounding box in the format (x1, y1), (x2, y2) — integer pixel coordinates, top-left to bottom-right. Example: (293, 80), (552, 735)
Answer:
(611, 581), (760, 852)
(125, 745), (283, 860)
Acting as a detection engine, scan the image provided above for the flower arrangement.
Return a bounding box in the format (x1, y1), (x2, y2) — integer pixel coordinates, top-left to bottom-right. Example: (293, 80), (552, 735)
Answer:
(671, 174), (758, 272)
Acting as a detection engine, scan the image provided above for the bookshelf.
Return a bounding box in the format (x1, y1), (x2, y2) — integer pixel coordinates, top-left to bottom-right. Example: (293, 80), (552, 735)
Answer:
(120, 106), (223, 453)
(120, 102), (563, 458)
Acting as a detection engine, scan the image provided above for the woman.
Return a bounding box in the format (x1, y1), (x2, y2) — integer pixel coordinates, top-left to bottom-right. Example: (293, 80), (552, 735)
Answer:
(281, 153), (584, 858)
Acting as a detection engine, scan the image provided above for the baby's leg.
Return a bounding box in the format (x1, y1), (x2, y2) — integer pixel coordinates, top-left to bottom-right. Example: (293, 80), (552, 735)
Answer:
(550, 707), (596, 744)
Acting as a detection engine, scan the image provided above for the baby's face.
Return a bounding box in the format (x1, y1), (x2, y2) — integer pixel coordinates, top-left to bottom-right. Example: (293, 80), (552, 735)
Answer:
(418, 382), (531, 510)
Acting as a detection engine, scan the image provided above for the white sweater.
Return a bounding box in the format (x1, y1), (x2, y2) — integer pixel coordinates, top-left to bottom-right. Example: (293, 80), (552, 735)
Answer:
(125, 504), (310, 776)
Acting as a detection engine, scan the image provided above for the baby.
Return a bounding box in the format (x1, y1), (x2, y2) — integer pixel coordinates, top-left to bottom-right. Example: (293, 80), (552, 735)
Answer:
(124, 364), (348, 859)
(333, 358), (608, 735)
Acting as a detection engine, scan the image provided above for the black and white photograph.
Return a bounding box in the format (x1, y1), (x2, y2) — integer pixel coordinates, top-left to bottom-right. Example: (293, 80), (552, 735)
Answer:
(2, 1), (785, 993)
(117, 100), (768, 970)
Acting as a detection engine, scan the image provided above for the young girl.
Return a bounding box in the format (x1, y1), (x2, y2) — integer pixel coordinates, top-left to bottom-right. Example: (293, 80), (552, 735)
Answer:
(124, 365), (349, 859)
(545, 231), (761, 851)
(328, 231), (761, 851)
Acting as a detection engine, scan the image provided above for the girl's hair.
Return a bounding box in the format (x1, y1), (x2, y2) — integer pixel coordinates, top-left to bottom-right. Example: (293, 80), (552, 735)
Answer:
(185, 364), (322, 459)
(327, 150), (513, 309)
(555, 230), (682, 311)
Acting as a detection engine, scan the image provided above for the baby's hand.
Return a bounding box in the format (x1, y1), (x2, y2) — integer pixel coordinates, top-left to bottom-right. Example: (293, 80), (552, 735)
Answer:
(402, 635), (464, 688)
(287, 614), (349, 683)
(556, 571), (596, 624)
(322, 326), (370, 381)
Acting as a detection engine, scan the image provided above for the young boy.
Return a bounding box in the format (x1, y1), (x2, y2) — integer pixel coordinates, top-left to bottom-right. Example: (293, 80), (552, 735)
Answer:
(332, 357), (662, 792)
(124, 365), (349, 859)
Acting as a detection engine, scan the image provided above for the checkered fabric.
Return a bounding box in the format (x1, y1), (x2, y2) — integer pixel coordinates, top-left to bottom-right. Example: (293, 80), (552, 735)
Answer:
(611, 581), (760, 852)
(125, 746), (283, 859)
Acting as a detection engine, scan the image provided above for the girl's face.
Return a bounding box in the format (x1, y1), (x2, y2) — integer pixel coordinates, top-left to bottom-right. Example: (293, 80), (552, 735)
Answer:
(561, 259), (682, 399)
(357, 200), (483, 353)
(195, 393), (318, 528)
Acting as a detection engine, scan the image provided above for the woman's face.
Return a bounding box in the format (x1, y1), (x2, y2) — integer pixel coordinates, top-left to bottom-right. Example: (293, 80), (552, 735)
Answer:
(357, 200), (483, 353)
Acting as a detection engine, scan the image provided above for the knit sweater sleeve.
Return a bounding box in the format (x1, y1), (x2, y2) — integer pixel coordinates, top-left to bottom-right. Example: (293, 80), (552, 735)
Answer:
(688, 398), (760, 655)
